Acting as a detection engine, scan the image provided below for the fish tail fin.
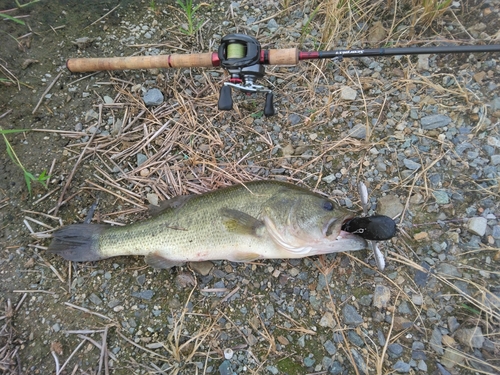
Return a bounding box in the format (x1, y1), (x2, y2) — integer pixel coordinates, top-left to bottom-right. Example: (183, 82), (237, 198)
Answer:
(48, 224), (109, 261)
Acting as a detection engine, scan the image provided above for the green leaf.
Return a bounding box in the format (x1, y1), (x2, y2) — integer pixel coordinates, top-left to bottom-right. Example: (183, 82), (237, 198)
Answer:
(0, 13), (25, 25)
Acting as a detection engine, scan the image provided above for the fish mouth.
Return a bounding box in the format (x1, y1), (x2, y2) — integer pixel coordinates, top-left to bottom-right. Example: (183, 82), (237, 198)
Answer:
(324, 216), (352, 237)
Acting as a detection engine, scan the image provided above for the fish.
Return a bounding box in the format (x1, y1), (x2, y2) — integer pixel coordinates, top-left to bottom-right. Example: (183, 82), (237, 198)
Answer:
(48, 180), (369, 269)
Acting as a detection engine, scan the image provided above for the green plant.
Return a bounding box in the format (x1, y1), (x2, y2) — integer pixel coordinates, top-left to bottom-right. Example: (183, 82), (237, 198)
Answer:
(1, 128), (49, 195)
(149, 0), (156, 11)
(176, 0), (207, 36)
(0, 13), (25, 25)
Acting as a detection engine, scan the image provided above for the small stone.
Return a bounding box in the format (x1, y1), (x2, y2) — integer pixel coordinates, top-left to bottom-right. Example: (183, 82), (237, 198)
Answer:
(282, 143), (294, 156)
(377, 195), (404, 218)
(412, 293), (423, 305)
(372, 285), (391, 309)
(430, 327), (444, 355)
(455, 326), (485, 348)
(175, 272), (196, 288)
(441, 348), (465, 368)
(417, 360), (427, 371)
(319, 312), (335, 328)
(342, 304), (363, 326)
(142, 88), (164, 106)
(322, 174), (336, 183)
(137, 153), (148, 166)
(189, 261), (214, 276)
(438, 263), (462, 277)
(420, 114), (452, 130)
(131, 290), (154, 300)
(388, 343), (404, 358)
(323, 340), (337, 355)
(52, 323), (61, 332)
(392, 360), (410, 373)
(340, 86), (357, 101)
(146, 193), (159, 206)
(403, 158), (421, 170)
(468, 217), (487, 236)
(413, 232), (429, 241)
(89, 293), (102, 305)
(347, 124), (366, 139)
(103, 95), (114, 104)
(417, 54), (430, 70)
(303, 355), (315, 367)
(433, 190), (449, 204)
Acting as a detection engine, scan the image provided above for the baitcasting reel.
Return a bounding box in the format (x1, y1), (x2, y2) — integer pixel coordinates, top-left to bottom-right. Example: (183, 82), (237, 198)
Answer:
(217, 34), (275, 117)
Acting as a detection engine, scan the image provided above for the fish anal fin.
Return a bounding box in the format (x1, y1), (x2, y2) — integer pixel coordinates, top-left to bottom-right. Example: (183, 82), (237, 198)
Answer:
(221, 208), (264, 236)
(230, 252), (261, 262)
(145, 252), (184, 269)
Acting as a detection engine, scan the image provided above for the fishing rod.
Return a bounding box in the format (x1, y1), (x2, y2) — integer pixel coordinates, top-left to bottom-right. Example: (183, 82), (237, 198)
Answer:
(66, 34), (500, 117)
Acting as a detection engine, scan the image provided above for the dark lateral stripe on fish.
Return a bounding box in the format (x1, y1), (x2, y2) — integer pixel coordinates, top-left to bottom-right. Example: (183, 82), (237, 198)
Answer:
(48, 224), (108, 261)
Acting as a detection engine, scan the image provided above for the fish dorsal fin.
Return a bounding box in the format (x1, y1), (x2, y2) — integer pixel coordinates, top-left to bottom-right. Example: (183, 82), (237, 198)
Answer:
(263, 216), (313, 255)
(149, 194), (195, 215)
(145, 252), (185, 269)
(221, 208), (265, 236)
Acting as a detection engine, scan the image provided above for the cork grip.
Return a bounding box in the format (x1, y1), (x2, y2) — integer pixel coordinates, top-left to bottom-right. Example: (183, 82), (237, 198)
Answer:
(66, 52), (216, 73)
(267, 48), (299, 65)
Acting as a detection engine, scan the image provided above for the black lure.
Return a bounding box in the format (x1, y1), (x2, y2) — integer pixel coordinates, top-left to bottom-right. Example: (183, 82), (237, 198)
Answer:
(342, 215), (397, 241)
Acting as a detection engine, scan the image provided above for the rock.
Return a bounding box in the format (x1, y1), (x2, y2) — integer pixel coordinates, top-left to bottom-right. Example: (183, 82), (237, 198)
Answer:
(342, 304), (364, 326)
(392, 360), (411, 373)
(411, 293), (423, 305)
(417, 54), (430, 71)
(324, 340), (337, 355)
(267, 18), (279, 32)
(420, 114), (452, 130)
(388, 343), (404, 358)
(377, 195), (404, 218)
(430, 327), (444, 354)
(393, 316), (413, 331)
(319, 311), (336, 328)
(189, 261), (214, 276)
(441, 348), (465, 368)
(403, 158), (421, 170)
(367, 21), (387, 44)
(340, 86), (357, 101)
(142, 88), (164, 106)
(103, 95), (114, 104)
(372, 285), (391, 308)
(467, 217), (487, 236)
(455, 326), (485, 348)
(348, 123), (366, 139)
(437, 263), (462, 277)
(350, 349), (368, 374)
(137, 153), (148, 166)
(282, 143), (294, 156)
(89, 293), (102, 305)
(175, 271), (196, 288)
(433, 190), (449, 204)
(131, 290), (154, 300)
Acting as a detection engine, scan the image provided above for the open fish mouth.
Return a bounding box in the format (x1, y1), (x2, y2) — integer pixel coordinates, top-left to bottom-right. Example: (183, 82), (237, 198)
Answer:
(323, 216), (353, 237)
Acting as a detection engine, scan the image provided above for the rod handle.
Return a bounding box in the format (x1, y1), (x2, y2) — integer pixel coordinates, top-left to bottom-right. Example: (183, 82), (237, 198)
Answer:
(66, 52), (217, 73)
(267, 48), (299, 65)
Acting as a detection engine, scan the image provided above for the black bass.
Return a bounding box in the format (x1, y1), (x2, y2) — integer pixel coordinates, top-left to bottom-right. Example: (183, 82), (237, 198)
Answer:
(48, 180), (369, 269)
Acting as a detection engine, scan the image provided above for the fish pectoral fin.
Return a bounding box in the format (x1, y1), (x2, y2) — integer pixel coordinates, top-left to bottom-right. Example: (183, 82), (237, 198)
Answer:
(221, 208), (265, 236)
(145, 252), (184, 269)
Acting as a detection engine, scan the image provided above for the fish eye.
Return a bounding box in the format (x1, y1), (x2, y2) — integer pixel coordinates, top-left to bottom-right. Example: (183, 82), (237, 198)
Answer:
(322, 201), (334, 211)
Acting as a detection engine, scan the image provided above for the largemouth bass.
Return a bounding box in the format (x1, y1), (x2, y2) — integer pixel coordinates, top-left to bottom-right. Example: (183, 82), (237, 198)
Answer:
(48, 180), (369, 269)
